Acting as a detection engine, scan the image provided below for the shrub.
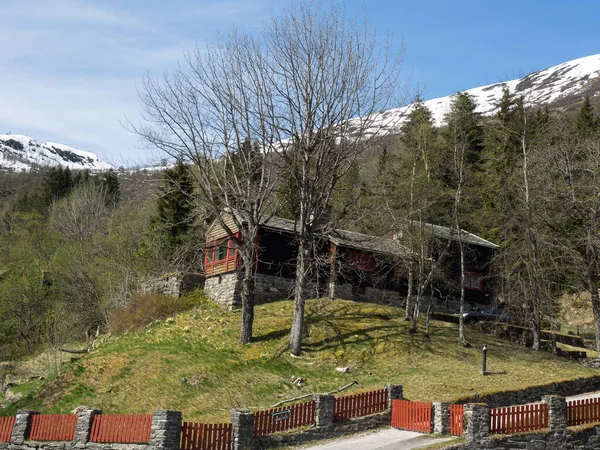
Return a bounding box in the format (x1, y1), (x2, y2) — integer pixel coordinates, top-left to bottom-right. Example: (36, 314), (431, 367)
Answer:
(108, 289), (211, 334)
(109, 292), (180, 334)
(177, 289), (211, 311)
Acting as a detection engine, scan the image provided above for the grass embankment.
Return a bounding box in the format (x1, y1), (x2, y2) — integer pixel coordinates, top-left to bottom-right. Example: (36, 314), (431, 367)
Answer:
(2, 299), (598, 421)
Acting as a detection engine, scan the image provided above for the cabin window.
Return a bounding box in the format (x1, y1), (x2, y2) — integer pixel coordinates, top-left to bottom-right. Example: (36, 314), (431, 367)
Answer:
(347, 249), (376, 272)
(463, 272), (483, 290)
(204, 233), (240, 276)
(215, 240), (228, 261)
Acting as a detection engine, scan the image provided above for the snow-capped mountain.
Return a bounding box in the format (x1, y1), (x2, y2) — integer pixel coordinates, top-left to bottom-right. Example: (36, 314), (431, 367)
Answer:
(0, 134), (113, 172)
(366, 54), (600, 133)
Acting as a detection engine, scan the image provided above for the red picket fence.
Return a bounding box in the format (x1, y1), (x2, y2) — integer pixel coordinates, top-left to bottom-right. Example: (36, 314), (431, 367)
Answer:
(450, 404), (464, 436)
(391, 400), (432, 433)
(333, 389), (388, 421)
(253, 401), (315, 436)
(0, 416), (15, 443)
(29, 414), (78, 441)
(89, 414), (152, 443)
(489, 402), (548, 434)
(181, 422), (232, 450)
(567, 397), (600, 426)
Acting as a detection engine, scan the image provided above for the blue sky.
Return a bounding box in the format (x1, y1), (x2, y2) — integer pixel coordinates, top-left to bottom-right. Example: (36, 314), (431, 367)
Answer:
(1, 0), (599, 166)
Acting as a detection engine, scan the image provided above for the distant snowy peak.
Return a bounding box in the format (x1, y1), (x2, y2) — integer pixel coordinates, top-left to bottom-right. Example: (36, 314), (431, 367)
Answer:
(0, 134), (113, 172)
(370, 54), (600, 132)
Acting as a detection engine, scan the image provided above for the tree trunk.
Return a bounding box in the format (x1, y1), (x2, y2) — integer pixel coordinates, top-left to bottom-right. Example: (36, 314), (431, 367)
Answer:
(588, 272), (600, 354)
(405, 268), (413, 321)
(458, 239), (466, 344)
(239, 252), (256, 344)
(290, 239), (310, 355)
(424, 297), (432, 340)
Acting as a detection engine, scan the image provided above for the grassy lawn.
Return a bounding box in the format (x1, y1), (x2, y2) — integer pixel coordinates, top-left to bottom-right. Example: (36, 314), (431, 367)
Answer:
(1, 298), (598, 421)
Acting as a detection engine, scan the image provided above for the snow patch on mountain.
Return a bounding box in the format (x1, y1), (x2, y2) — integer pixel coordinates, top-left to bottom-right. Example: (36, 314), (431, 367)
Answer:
(0, 134), (113, 172)
(365, 54), (600, 134)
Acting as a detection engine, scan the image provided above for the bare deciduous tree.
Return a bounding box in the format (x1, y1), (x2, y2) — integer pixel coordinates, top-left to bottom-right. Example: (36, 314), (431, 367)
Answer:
(546, 116), (600, 352)
(134, 1), (406, 350)
(264, 2), (406, 355)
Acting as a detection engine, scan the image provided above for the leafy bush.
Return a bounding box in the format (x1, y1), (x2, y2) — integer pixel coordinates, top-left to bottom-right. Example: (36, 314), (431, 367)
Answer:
(108, 289), (210, 334)
(177, 289), (212, 311)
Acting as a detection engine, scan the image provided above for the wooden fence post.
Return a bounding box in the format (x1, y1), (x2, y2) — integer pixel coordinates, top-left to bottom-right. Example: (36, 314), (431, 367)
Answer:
(10, 410), (37, 445)
(231, 409), (255, 450)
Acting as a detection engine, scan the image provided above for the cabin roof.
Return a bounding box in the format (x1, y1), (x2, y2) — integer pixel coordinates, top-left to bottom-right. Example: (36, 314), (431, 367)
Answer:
(404, 222), (499, 250)
(328, 229), (411, 257)
(224, 211), (411, 257)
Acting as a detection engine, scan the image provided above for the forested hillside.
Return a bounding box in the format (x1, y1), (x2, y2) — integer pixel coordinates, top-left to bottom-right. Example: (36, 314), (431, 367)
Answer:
(0, 90), (599, 371)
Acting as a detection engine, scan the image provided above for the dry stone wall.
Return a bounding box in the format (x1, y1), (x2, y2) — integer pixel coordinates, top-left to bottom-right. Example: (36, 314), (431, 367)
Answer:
(0, 409), (180, 450)
(455, 375), (600, 408)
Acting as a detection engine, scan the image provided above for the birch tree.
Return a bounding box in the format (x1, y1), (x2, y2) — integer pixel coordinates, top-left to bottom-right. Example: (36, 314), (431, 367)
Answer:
(443, 92), (484, 344)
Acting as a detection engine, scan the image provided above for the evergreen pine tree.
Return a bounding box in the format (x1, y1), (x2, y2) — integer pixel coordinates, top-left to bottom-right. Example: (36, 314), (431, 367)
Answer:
(153, 161), (195, 248)
(575, 97), (599, 138)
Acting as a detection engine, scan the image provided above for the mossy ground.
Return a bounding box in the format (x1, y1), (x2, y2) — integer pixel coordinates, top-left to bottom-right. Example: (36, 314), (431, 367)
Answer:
(2, 299), (598, 421)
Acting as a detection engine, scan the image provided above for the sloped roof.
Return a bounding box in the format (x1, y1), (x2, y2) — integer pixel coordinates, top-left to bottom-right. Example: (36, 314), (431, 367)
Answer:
(328, 229), (411, 258)
(260, 215), (411, 257)
(406, 222), (499, 250)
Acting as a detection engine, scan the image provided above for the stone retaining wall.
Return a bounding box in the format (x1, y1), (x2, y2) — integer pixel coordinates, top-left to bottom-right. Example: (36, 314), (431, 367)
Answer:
(0, 409), (181, 450)
(0, 386), (403, 450)
(454, 375), (600, 408)
(449, 395), (600, 449)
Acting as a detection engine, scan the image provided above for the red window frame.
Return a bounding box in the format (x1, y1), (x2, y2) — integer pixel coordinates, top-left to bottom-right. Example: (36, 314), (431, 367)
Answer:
(347, 249), (376, 272)
(204, 233), (240, 275)
(463, 272), (483, 290)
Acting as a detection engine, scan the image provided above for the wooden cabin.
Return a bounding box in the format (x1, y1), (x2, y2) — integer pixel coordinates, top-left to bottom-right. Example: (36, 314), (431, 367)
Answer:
(203, 212), (498, 311)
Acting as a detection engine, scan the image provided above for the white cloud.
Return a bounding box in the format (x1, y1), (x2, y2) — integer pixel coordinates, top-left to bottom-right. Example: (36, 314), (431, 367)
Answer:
(0, 0), (276, 165)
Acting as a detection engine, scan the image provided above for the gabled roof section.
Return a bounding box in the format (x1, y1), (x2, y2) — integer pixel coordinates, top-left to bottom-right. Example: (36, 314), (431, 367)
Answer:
(211, 210), (412, 257)
(405, 222), (499, 250)
(328, 229), (411, 258)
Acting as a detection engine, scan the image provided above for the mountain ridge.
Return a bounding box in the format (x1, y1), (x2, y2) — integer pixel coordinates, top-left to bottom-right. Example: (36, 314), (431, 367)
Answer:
(4, 54), (600, 172)
(0, 134), (113, 172)
(365, 53), (600, 134)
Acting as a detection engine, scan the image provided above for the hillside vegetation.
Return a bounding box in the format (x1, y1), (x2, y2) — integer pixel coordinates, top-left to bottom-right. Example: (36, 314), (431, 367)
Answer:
(2, 298), (596, 421)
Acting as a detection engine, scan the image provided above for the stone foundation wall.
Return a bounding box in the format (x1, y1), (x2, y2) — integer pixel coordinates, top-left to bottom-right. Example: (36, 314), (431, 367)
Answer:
(204, 272), (241, 309)
(333, 284), (402, 307)
(254, 274), (295, 303)
(141, 273), (205, 299)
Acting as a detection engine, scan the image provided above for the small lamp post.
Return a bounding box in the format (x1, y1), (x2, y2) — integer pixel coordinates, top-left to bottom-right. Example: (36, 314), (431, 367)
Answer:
(482, 344), (488, 375)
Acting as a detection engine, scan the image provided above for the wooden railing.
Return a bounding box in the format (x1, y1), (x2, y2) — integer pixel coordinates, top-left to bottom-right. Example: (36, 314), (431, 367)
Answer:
(253, 401), (316, 436)
(333, 389), (388, 421)
(29, 414), (77, 441)
(489, 402), (548, 434)
(450, 404), (464, 436)
(567, 397), (600, 426)
(0, 416), (15, 443)
(390, 399), (432, 433)
(89, 414), (152, 443)
(181, 422), (232, 450)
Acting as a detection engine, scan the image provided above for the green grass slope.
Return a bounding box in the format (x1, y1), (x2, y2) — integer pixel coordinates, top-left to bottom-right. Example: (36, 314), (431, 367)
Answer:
(3, 299), (598, 421)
